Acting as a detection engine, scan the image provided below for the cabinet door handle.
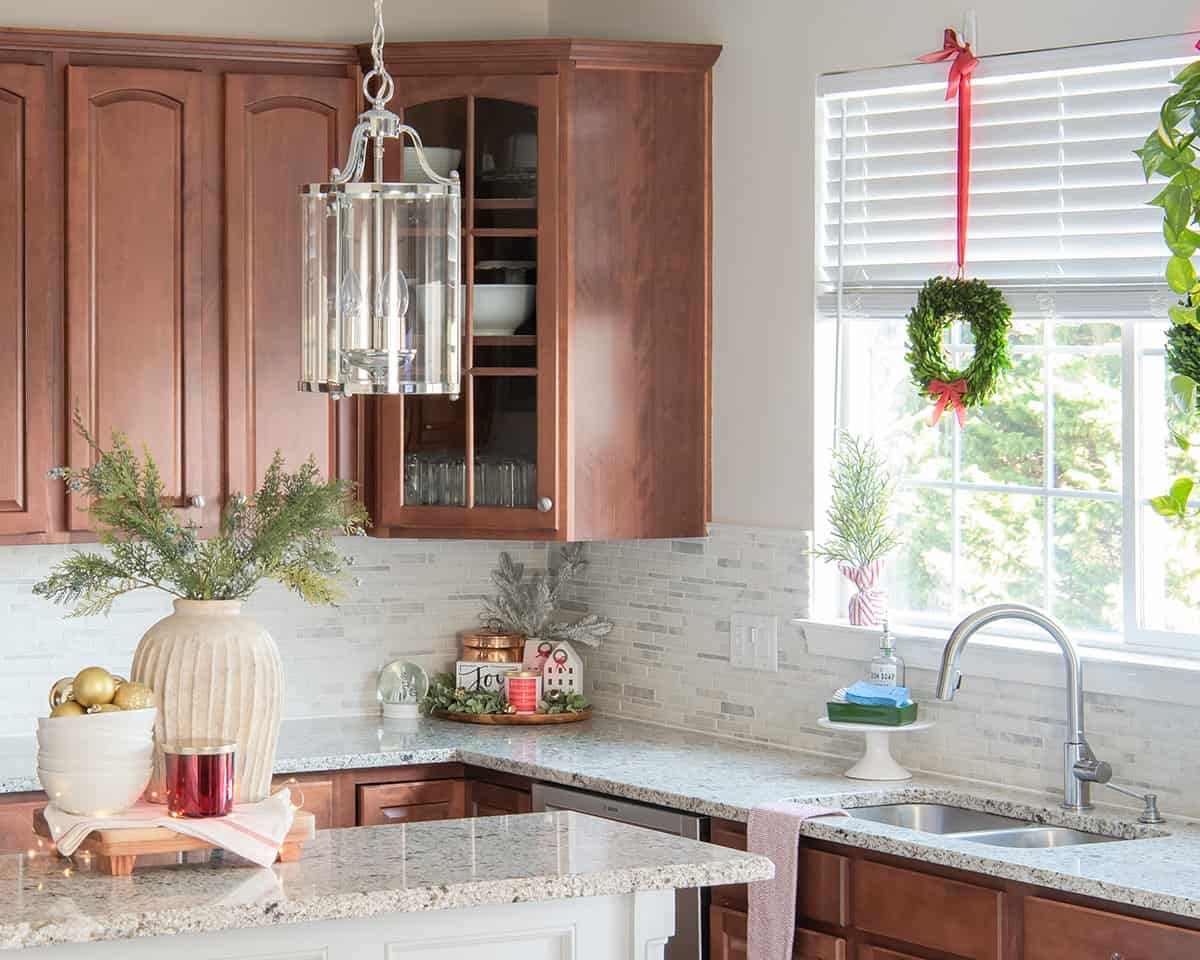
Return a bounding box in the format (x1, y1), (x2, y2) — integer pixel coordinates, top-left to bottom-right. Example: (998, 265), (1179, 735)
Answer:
(537, 497), (553, 513)
(189, 495), (206, 509)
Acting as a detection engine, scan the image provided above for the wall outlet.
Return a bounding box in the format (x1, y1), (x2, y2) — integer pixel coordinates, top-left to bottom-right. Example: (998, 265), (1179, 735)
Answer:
(730, 612), (779, 672)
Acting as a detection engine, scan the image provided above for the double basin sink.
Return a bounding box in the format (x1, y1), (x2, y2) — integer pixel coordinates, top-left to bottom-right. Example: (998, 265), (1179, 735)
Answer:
(845, 803), (1125, 848)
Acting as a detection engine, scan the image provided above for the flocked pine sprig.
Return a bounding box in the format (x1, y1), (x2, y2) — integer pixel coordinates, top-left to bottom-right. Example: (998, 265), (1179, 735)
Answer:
(34, 412), (369, 616)
(478, 544), (613, 647)
(814, 432), (900, 570)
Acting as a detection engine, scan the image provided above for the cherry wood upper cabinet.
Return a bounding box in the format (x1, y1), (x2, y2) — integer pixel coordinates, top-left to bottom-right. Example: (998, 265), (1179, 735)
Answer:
(65, 65), (216, 531)
(0, 64), (53, 539)
(224, 74), (357, 494)
(366, 41), (721, 542)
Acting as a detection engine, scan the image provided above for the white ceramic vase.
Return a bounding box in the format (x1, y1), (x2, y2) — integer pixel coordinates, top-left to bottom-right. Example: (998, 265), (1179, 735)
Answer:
(131, 599), (283, 803)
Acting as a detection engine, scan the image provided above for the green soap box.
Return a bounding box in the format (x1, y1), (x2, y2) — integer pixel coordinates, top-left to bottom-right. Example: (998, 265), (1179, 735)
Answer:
(826, 700), (919, 726)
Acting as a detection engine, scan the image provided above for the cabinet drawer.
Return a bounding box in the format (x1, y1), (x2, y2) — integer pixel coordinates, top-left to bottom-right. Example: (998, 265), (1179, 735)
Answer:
(858, 948), (925, 960)
(1025, 896), (1200, 960)
(469, 780), (531, 818)
(709, 820), (848, 926)
(708, 905), (846, 960)
(358, 780), (466, 826)
(271, 775), (336, 830)
(853, 860), (1004, 960)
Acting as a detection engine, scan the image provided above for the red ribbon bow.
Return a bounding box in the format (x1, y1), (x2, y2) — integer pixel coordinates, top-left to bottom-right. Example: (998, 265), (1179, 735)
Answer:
(928, 378), (968, 428)
(918, 29), (978, 275)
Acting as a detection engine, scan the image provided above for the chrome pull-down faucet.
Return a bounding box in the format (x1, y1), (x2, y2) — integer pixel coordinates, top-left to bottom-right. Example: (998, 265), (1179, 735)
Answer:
(935, 603), (1102, 813)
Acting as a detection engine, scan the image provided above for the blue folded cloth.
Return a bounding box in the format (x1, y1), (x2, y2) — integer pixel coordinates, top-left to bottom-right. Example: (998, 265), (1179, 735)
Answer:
(844, 681), (913, 707)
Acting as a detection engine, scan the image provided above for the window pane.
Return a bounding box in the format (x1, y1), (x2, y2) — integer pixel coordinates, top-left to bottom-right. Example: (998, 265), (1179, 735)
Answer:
(1141, 504), (1200, 632)
(1052, 351), (1122, 492)
(1053, 498), (1122, 632)
(958, 351), (1045, 486)
(1056, 321), (1121, 346)
(958, 491), (1045, 609)
(890, 486), (953, 617)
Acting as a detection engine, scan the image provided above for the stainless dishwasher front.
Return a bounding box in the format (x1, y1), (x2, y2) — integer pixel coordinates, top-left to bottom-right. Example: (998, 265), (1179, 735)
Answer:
(530, 782), (708, 960)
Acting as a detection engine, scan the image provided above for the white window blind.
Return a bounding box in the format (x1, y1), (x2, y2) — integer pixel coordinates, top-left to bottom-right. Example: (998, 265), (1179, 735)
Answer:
(817, 33), (1200, 649)
(819, 33), (1200, 314)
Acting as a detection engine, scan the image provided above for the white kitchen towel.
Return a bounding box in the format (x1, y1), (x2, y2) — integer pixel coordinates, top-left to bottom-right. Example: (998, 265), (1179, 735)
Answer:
(748, 801), (848, 960)
(44, 788), (295, 868)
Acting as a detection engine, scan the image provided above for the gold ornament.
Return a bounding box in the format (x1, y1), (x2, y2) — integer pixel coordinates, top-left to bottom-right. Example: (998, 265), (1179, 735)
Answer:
(49, 701), (85, 719)
(72, 667), (117, 707)
(86, 703), (121, 714)
(112, 681), (154, 711)
(48, 677), (74, 709)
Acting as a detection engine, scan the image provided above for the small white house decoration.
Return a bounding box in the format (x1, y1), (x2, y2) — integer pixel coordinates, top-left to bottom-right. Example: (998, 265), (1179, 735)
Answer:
(542, 641), (582, 696)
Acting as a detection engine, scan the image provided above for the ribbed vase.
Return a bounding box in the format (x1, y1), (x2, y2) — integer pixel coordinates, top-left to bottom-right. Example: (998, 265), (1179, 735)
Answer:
(131, 599), (283, 803)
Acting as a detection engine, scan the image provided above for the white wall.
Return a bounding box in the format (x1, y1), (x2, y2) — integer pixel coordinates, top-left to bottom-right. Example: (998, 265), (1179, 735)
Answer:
(0, 0), (547, 41)
(547, 0), (1190, 529)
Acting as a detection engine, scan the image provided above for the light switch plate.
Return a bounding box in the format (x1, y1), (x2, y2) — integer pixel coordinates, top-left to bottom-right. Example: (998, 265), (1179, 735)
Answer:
(730, 612), (779, 672)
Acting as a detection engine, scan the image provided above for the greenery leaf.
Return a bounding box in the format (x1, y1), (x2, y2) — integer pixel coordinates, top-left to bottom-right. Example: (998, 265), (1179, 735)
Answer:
(1173, 61), (1200, 85)
(1170, 477), (1195, 512)
(1165, 220), (1200, 257)
(1151, 493), (1184, 517)
(1167, 255), (1198, 294)
(814, 432), (900, 569)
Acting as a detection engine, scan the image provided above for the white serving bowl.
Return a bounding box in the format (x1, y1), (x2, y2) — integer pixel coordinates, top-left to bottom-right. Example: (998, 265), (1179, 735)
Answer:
(38, 762), (151, 817)
(473, 284), (536, 335)
(37, 744), (154, 773)
(403, 146), (462, 182)
(37, 730), (152, 755)
(37, 707), (156, 736)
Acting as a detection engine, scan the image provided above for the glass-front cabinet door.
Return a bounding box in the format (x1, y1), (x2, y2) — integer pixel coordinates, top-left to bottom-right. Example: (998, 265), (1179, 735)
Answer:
(372, 75), (558, 535)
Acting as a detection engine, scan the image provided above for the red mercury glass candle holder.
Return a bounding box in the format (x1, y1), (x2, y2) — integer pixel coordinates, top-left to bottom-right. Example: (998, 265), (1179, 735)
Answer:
(163, 740), (236, 818)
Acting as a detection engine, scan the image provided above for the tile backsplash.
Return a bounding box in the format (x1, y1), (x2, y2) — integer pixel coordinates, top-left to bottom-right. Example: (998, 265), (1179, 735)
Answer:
(564, 523), (1200, 820)
(0, 538), (545, 736)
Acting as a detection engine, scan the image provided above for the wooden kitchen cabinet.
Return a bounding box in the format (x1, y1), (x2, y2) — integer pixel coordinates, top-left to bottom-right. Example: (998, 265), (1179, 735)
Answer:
(467, 777), (532, 818)
(270, 773), (337, 831)
(224, 73), (356, 494)
(357, 779), (467, 825)
(709, 905), (846, 960)
(1023, 896), (1200, 960)
(0, 792), (47, 855)
(364, 41), (720, 541)
(0, 64), (53, 540)
(65, 64), (218, 531)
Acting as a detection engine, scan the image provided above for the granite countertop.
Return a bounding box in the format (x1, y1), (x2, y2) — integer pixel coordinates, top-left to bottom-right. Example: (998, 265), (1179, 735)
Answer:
(4, 714), (1200, 924)
(0, 811), (772, 950)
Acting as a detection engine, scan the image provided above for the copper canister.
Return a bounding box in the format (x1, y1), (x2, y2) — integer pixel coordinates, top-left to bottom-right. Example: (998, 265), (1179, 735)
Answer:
(460, 628), (525, 663)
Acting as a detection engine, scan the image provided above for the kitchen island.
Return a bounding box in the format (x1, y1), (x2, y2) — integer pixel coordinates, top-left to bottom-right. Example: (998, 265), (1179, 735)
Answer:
(0, 810), (771, 955)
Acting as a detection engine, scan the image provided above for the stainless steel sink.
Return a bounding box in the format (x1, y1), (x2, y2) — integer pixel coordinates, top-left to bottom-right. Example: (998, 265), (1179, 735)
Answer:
(847, 803), (1027, 834)
(846, 803), (1123, 847)
(957, 826), (1119, 848)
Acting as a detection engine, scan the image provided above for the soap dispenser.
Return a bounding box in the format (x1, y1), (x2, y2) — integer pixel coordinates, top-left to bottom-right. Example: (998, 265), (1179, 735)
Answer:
(868, 620), (905, 687)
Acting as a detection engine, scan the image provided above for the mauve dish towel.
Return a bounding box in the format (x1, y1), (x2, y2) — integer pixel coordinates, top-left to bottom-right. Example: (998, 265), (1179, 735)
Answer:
(748, 801), (848, 960)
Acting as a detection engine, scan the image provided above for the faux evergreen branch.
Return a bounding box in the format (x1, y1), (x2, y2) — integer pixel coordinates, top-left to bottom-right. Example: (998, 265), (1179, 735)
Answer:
(814, 432), (900, 569)
(34, 413), (369, 616)
(478, 544), (613, 646)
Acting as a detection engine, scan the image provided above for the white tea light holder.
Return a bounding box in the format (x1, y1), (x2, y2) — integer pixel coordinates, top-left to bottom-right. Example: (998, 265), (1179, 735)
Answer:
(817, 717), (935, 781)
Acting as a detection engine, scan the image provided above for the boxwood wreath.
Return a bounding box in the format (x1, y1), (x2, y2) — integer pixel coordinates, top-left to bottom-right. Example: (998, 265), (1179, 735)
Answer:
(905, 277), (1013, 427)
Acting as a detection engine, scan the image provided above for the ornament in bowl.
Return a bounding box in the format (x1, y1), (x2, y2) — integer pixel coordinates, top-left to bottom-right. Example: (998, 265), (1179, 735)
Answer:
(35, 414), (368, 802)
(37, 666), (157, 816)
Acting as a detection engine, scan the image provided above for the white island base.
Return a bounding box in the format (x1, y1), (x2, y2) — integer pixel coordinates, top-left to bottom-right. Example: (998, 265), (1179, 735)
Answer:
(26, 888), (675, 960)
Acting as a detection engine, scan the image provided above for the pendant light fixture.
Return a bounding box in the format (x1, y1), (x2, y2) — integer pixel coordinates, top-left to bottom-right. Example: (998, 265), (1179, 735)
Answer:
(299, 0), (461, 399)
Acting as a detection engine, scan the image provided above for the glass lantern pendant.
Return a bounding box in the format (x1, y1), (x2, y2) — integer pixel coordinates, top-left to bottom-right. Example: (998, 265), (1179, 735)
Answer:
(299, 0), (461, 399)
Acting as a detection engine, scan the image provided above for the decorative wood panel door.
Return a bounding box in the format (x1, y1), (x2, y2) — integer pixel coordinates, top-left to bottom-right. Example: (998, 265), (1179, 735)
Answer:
(66, 66), (211, 531)
(224, 74), (357, 494)
(0, 65), (52, 538)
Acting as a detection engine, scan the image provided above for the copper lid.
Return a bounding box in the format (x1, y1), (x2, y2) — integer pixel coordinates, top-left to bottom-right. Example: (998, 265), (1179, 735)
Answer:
(461, 628), (525, 649)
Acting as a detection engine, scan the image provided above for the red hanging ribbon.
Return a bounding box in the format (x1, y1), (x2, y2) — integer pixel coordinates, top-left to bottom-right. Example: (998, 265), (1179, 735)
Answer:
(919, 29), (979, 276)
(928, 378), (968, 428)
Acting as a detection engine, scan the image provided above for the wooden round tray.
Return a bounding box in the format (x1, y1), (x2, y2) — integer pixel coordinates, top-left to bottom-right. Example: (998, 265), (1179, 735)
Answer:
(432, 708), (592, 725)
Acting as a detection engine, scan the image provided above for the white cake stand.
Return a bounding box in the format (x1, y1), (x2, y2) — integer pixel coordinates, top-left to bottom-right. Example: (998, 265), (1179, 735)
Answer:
(817, 717), (935, 781)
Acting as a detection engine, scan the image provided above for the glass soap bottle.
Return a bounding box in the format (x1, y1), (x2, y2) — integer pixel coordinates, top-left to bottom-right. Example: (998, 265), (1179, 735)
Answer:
(868, 621), (905, 687)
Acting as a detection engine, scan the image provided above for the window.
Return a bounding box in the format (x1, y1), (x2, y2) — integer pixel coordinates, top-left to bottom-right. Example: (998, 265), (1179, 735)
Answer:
(818, 34), (1200, 650)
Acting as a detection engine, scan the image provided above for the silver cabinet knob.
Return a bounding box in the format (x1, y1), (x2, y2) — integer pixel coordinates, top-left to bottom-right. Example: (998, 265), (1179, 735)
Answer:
(189, 495), (206, 509)
(1111, 953), (1123, 960)
(536, 497), (553, 513)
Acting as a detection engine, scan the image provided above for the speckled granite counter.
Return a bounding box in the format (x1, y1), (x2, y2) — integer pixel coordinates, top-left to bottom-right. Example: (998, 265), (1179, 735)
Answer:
(0, 811), (772, 950)
(3, 715), (1200, 923)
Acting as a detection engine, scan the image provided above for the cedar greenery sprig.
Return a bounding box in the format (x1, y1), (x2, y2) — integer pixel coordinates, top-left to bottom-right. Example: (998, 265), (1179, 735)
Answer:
(904, 276), (1013, 409)
(814, 432), (900, 569)
(478, 545), (613, 646)
(33, 412), (369, 616)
